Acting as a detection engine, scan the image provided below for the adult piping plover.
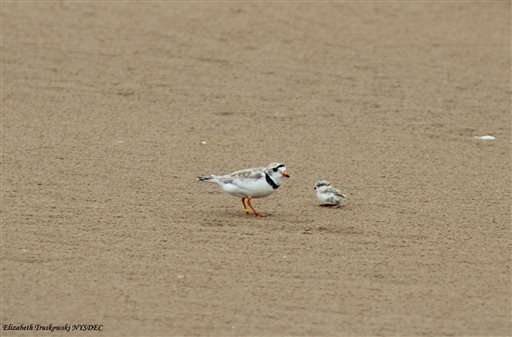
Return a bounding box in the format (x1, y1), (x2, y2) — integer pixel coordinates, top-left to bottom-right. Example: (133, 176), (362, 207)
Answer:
(314, 180), (346, 207)
(198, 163), (290, 217)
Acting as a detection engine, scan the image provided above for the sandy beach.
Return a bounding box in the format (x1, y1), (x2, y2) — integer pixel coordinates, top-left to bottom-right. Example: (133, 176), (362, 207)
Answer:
(1, 2), (510, 336)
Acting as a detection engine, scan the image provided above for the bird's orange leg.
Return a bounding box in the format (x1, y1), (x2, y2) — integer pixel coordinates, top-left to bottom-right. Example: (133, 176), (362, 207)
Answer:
(242, 197), (252, 214)
(246, 197), (265, 217)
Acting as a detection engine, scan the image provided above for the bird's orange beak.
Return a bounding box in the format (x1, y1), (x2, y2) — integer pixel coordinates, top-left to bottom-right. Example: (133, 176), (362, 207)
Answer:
(282, 171), (290, 178)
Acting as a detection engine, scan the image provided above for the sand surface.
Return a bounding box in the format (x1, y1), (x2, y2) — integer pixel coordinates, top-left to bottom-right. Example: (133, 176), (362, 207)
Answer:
(1, 2), (511, 336)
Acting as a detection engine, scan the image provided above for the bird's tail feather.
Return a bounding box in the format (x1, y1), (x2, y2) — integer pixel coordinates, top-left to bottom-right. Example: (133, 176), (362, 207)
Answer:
(198, 175), (215, 182)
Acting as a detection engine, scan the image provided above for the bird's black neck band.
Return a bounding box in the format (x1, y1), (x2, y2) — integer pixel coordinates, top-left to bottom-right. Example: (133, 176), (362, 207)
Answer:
(265, 172), (279, 190)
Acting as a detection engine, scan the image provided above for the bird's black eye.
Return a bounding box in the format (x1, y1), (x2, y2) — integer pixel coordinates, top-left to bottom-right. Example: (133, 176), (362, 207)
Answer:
(273, 167), (278, 172)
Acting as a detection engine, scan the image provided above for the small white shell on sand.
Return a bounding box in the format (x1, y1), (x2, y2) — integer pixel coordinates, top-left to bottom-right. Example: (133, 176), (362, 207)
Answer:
(476, 135), (496, 140)
(200, 140), (207, 145)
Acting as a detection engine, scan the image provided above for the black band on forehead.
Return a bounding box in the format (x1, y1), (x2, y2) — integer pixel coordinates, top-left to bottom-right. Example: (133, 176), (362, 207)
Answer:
(271, 163), (285, 172)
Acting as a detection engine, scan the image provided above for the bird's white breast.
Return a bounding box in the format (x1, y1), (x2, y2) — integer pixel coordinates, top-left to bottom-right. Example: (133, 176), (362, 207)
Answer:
(317, 190), (342, 205)
(222, 177), (274, 198)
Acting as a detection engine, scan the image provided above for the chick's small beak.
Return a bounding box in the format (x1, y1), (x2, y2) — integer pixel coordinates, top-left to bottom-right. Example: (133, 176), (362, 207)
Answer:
(282, 171), (290, 178)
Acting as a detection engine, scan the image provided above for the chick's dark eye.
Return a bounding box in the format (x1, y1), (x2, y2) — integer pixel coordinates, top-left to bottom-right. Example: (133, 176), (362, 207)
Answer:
(273, 168), (278, 172)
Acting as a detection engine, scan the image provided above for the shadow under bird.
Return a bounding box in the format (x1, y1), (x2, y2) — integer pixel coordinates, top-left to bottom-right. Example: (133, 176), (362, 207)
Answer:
(198, 163), (290, 217)
(314, 180), (346, 208)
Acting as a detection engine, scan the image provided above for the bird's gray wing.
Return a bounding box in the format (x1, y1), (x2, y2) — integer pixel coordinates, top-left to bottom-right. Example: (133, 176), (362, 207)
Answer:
(229, 168), (264, 181)
(324, 186), (346, 198)
(217, 177), (235, 184)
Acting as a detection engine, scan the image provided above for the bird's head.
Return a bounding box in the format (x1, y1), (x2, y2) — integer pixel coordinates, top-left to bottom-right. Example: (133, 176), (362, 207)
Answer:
(265, 162), (290, 185)
(314, 180), (330, 190)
